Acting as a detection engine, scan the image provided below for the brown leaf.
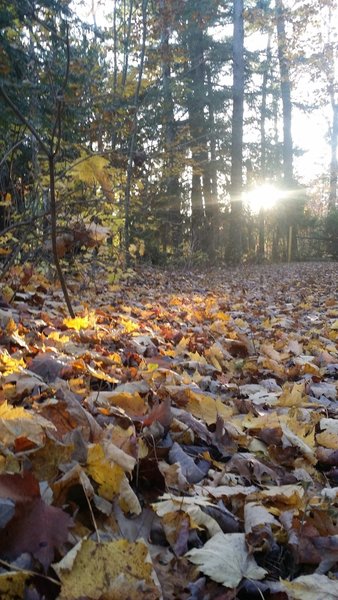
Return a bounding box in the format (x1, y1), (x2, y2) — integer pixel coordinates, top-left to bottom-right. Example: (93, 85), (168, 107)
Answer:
(0, 472), (73, 570)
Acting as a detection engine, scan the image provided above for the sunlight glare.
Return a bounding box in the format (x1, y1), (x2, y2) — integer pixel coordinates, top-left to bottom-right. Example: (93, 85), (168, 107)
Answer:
(244, 184), (281, 214)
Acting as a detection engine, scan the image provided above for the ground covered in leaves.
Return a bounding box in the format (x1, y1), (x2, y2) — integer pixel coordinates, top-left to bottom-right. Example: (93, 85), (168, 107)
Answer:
(0, 262), (338, 600)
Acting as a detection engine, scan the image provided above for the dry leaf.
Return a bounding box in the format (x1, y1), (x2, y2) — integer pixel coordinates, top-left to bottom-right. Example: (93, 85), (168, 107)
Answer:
(54, 538), (162, 600)
(186, 532), (267, 587)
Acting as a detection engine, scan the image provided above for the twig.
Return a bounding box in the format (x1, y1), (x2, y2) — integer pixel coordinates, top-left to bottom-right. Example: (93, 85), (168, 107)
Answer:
(0, 87), (49, 155)
(0, 558), (60, 586)
(0, 212), (48, 237)
(0, 137), (26, 169)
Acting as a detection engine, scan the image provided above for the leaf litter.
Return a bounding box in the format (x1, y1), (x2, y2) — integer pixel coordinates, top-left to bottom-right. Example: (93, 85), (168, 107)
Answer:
(0, 262), (337, 599)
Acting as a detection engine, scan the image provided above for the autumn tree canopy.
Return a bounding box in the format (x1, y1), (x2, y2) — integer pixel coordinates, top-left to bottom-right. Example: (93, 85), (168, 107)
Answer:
(0, 0), (337, 270)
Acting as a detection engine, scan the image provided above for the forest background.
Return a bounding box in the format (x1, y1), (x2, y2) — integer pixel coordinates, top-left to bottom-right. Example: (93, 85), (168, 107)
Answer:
(0, 0), (337, 282)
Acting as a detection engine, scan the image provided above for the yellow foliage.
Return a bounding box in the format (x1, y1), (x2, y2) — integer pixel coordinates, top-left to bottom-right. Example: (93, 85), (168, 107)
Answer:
(86, 443), (124, 499)
(0, 571), (30, 598)
(54, 539), (161, 600)
(63, 315), (90, 330)
(185, 389), (234, 425)
(121, 318), (139, 333)
(69, 155), (111, 186)
(0, 400), (32, 420)
(2, 285), (14, 302)
(0, 351), (25, 375)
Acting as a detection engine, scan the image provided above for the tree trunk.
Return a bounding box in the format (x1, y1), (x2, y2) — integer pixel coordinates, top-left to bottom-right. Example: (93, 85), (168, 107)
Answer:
(159, 0), (182, 255)
(260, 34), (272, 179)
(327, 6), (338, 210)
(258, 34), (272, 261)
(205, 64), (219, 258)
(275, 0), (293, 185)
(112, 0), (134, 151)
(124, 0), (148, 264)
(186, 14), (207, 252)
(276, 0), (299, 260)
(329, 101), (338, 210)
(229, 0), (244, 264)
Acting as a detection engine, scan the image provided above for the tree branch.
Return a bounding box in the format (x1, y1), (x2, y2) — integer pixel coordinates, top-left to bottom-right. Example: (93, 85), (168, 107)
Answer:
(0, 87), (49, 155)
(0, 137), (26, 169)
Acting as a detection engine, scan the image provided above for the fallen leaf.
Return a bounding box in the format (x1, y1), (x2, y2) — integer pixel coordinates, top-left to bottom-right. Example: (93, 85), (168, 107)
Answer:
(279, 573), (338, 599)
(54, 538), (162, 600)
(186, 532), (267, 587)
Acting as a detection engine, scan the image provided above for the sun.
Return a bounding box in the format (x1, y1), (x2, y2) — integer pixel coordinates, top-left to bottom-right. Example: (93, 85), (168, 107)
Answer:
(244, 183), (282, 214)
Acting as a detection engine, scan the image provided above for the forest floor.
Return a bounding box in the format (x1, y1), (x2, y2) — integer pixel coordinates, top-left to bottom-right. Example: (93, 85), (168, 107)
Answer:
(0, 261), (338, 599)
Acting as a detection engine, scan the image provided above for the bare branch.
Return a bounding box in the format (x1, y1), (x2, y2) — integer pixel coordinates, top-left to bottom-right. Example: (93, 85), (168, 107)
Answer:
(0, 212), (48, 237)
(0, 87), (49, 156)
(0, 137), (26, 169)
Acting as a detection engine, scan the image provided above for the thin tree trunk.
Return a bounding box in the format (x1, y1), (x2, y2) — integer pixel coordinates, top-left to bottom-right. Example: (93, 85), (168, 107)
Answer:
(203, 66), (219, 258)
(260, 34), (272, 178)
(186, 15), (207, 252)
(206, 65), (219, 204)
(329, 102), (338, 209)
(258, 34), (272, 261)
(0, 82), (75, 317)
(275, 0), (293, 185)
(276, 0), (298, 260)
(112, 0), (134, 150)
(327, 6), (338, 210)
(160, 0), (181, 255)
(229, 0), (244, 263)
(124, 0), (148, 264)
(258, 209), (265, 259)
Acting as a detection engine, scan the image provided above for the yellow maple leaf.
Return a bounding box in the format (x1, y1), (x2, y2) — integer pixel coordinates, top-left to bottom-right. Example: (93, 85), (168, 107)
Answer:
(186, 389), (233, 425)
(87, 443), (124, 500)
(121, 318), (139, 333)
(169, 296), (182, 306)
(0, 570), (30, 598)
(2, 285), (14, 303)
(278, 382), (308, 407)
(54, 538), (161, 600)
(0, 351), (25, 375)
(63, 315), (90, 330)
(0, 400), (32, 420)
(215, 311), (230, 322)
(87, 390), (147, 417)
(0, 400), (55, 448)
(316, 431), (338, 449)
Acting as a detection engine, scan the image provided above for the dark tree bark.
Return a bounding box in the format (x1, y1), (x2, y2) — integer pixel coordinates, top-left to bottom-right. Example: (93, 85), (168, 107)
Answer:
(258, 34), (272, 261)
(276, 0), (299, 260)
(205, 64), (219, 259)
(159, 0), (181, 255)
(260, 34), (272, 178)
(329, 101), (338, 210)
(275, 0), (293, 185)
(185, 9), (207, 252)
(124, 0), (148, 264)
(229, 0), (244, 263)
(327, 8), (338, 211)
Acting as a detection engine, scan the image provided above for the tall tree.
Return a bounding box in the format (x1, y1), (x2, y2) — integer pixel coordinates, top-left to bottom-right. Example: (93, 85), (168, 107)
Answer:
(184, 1), (208, 252)
(326, 6), (338, 210)
(159, 0), (182, 255)
(275, 0), (293, 185)
(229, 0), (244, 263)
(124, 0), (148, 262)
